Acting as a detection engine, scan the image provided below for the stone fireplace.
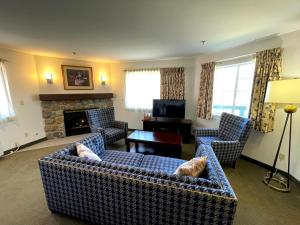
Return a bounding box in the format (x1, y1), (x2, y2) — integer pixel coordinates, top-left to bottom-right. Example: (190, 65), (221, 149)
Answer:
(39, 94), (113, 139)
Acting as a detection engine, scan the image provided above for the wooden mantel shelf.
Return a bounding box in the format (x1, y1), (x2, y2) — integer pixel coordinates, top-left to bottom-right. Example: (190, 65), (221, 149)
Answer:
(39, 93), (113, 101)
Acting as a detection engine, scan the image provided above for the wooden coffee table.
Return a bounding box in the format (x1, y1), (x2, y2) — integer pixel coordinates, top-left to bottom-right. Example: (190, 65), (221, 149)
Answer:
(125, 130), (182, 158)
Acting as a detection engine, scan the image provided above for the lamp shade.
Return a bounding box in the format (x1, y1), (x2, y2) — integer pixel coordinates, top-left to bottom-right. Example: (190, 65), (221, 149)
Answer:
(44, 72), (52, 80)
(265, 79), (300, 104)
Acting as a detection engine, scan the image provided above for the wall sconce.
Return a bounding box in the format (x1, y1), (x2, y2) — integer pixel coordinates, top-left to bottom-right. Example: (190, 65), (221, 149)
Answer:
(100, 75), (106, 85)
(44, 72), (53, 84)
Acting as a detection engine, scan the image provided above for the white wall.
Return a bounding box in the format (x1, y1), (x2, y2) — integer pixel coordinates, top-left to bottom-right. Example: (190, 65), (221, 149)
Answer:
(0, 48), (45, 154)
(35, 56), (112, 94)
(110, 57), (196, 129)
(194, 30), (300, 181)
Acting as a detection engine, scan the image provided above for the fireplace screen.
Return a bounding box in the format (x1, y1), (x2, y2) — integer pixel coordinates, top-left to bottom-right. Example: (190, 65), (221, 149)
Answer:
(64, 109), (94, 136)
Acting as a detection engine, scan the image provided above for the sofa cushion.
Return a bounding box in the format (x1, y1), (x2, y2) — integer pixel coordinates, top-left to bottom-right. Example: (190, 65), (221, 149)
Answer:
(100, 150), (143, 167)
(139, 155), (186, 174)
(174, 157), (207, 177)
(76, 143), (102, 162)
(196, 136), (223, 145)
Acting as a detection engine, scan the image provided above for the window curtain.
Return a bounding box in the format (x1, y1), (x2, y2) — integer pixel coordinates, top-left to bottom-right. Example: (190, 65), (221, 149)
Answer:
(125, 69), (160, 112)
(160, 67), (185, 100)
(249, 48), (282, 133)
(0, 61), (15, 122)
(197, 62), (215, 119)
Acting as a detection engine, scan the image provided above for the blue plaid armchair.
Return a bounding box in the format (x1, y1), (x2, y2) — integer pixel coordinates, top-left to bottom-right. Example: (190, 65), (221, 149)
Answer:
(86, 108), (128, 145)
(195, 112), (252, 167)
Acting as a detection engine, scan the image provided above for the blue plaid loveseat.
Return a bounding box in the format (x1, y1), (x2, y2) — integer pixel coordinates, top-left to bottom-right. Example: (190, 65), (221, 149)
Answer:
(39, 134), (238, 225)
(86, 108), (128, 145)
(195, 112), (252, 167)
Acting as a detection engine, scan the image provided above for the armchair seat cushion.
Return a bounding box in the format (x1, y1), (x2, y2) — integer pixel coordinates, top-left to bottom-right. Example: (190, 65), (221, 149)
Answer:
(196, 136), (223, 145)
(100, 150), (143, 167)
(139, 155), (186, 174)
(104, 127), (125, 141)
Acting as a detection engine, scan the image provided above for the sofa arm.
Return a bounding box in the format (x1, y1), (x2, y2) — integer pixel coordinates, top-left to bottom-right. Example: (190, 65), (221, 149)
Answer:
(112, 121), (128, 134)
(211, 140), (240, 163)
(194, 128), (219, 137)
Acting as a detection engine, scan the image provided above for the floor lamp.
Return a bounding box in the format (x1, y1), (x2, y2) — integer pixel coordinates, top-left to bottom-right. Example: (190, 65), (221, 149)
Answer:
(263, 78), (300, 192)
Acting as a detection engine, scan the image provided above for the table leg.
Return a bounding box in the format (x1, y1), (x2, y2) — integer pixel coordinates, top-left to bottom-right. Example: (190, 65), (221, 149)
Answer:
(126, 139), (130, 152)
(135, 142), (139, 152)
(176, 145), (182, 159)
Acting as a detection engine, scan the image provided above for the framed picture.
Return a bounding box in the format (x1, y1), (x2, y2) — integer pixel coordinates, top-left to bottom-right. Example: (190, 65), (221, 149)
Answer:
(61, 65), (94, 90)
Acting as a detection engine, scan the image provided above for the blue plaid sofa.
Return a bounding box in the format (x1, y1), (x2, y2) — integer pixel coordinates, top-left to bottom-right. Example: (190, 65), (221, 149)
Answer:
(39, 133), (238, 225)
(195, 112), (252, 167)
(86, 108), (128, 145)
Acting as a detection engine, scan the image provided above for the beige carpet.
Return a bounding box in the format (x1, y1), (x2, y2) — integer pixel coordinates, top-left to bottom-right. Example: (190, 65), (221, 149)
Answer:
(0, 142), (299, 225)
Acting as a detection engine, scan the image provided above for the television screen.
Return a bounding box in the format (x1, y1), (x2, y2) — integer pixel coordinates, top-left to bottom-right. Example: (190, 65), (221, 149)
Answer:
(152, 99), (185, 118)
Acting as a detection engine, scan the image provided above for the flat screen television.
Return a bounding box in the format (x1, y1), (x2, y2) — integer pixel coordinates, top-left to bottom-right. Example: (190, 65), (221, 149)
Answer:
(152, 99), (185, 118)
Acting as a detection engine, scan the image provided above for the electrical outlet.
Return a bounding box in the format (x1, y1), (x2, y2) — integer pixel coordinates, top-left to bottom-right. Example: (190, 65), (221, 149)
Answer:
(279, 153), (285, 160)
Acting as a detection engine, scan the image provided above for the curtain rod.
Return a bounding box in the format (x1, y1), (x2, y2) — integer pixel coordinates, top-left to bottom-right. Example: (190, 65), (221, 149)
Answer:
(124, 68), (160, 72)
(215, 53), (255, 63)
(124, 66), (184, 72)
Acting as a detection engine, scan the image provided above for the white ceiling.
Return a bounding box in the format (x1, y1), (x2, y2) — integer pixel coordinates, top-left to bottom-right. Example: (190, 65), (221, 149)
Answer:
(0, 0), (300, 62)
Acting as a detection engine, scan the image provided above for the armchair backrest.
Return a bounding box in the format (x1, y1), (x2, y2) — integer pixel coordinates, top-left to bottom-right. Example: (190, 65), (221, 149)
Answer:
(86, 108), (115, 129)
(218, 112), (252, 149)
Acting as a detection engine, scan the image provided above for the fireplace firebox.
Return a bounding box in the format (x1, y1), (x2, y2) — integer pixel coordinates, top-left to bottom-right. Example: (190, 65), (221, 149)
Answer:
(64, 109), (95, 136)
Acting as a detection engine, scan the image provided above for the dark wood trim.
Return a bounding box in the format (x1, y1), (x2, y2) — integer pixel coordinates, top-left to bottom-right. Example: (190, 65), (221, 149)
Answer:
(240, 154), (300, 187)
(39, 93), (113, 101)
(2, 137), (47, 156)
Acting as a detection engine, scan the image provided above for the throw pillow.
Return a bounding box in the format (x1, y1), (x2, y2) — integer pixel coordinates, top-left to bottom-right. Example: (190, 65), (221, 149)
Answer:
(76, 143), (102, 162)
(174, 156), (207, 177)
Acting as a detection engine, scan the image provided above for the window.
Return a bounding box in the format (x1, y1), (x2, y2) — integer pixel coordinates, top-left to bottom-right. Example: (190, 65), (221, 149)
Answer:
(0, 62), (15, 122)
(212, 59), (255, 117)
(125, 69), (160, 112)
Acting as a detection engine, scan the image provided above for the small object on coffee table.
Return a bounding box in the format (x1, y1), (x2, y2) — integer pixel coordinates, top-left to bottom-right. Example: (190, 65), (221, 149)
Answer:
(125, 130), (182, 158)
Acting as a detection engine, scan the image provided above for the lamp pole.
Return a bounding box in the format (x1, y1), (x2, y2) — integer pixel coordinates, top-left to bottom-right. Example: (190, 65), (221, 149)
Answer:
(264, 106), (296, 192)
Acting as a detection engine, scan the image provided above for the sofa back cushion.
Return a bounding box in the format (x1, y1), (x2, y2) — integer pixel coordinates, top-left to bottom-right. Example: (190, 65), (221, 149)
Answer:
(52, 134), (106, 158)
(86, 108), (115, 129)
(218, 112), (251, 144)
(49, 152), (220, 190)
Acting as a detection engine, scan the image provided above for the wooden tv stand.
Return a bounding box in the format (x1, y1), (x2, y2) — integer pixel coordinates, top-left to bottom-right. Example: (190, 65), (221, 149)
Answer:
(142, 117), (192, 143)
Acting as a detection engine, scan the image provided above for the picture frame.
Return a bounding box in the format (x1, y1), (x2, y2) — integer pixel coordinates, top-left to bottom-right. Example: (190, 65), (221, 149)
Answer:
(61, 65), (94, 90)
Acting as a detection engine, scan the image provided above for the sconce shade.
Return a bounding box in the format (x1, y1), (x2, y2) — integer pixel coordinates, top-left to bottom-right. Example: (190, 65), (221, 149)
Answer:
(265, 79), (300, 104)
(100, 75), (106, 85)
(44, 72), (52, 80)
(44, 72), (53, 84)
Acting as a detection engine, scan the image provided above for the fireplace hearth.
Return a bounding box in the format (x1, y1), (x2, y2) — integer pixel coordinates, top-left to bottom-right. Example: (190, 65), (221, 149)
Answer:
(64, 109), (94, 136)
